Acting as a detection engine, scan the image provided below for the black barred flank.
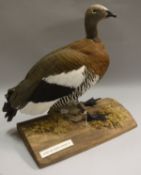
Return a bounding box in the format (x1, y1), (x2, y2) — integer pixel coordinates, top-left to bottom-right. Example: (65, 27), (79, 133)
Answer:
(49, 70), (97, 111)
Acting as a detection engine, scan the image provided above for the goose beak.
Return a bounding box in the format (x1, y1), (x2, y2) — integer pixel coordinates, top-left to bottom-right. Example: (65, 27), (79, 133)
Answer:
(106, 10), (117, 18)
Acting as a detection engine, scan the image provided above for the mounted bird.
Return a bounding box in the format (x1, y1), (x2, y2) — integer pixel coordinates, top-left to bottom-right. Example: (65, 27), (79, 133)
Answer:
(3, 4), (116, 121)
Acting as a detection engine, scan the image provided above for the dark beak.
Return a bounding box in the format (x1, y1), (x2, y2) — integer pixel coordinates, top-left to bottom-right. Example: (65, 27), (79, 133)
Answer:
(106, 10), (117, 18)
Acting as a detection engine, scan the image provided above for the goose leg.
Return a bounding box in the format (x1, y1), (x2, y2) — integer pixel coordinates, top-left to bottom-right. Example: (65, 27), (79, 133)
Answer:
(68, 102), (89, 125)
(76, 100), (107, 122)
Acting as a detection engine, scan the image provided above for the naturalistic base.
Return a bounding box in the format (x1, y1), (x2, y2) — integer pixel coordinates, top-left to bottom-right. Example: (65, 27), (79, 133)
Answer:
(17, 98), (137, 168)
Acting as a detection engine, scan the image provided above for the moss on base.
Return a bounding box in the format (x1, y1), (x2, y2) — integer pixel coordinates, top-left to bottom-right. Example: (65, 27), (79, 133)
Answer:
(22, 98), (129, 136)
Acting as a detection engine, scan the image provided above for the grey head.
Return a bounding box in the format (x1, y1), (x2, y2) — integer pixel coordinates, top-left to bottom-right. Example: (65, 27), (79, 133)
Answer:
(85, 4), (117, 39)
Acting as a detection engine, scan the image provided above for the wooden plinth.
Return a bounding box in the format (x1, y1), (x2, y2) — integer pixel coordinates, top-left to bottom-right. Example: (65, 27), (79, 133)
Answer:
(17, 98), (137, 168)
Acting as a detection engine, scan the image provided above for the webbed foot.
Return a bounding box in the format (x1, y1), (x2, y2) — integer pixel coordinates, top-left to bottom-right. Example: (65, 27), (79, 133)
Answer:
(87, 113), (107, 121)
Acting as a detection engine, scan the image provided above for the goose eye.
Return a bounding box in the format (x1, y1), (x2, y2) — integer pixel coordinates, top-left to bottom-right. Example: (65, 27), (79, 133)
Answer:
(92, 10), (97, 14)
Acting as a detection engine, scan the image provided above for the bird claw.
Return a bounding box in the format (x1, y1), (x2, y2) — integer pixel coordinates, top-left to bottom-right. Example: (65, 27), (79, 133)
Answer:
(83, 98), (101, 107)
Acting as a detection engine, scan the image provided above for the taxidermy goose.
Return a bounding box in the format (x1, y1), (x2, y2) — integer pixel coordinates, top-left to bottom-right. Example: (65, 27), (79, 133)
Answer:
(3, 4), (116, 121)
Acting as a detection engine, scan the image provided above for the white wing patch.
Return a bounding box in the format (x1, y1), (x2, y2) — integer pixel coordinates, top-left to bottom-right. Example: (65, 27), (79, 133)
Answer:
(43, 66), (86, 88)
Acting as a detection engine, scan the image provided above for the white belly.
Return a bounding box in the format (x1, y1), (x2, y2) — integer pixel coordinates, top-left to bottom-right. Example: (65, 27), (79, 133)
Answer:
(20, 100), (58, 115)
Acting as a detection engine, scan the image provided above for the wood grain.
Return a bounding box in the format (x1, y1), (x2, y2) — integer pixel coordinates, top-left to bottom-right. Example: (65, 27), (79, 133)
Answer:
(17, 98), (137, 168)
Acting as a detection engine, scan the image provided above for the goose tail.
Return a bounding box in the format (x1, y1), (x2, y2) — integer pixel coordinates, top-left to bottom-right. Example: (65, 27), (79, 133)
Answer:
(3, 88), (17, 122)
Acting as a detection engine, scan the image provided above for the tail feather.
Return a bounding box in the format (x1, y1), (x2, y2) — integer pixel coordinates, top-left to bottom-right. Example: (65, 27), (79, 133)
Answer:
(9, 79), (38, 109)
(3, 89), (17, 122)
(3, 79), (38, 121)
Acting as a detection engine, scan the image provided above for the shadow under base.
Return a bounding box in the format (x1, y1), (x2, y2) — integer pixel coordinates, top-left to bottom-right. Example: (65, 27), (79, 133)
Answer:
(17, 98), (137, 168)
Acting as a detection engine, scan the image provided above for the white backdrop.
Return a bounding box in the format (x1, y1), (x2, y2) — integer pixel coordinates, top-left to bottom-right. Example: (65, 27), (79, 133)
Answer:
(0, 0), (141, 175)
